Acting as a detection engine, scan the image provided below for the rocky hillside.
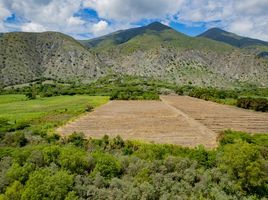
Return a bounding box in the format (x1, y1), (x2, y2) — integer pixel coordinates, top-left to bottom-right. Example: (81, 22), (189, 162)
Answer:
(83, 22), (268, 87)
(1, 23), (268, 87)
(0, 32), (106, 86)
(198, 28), (268, 58)
(198, 28), (268, 48)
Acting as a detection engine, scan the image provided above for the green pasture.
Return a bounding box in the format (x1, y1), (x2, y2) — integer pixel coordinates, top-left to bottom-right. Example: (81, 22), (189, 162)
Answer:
(0, 95), (109, 132)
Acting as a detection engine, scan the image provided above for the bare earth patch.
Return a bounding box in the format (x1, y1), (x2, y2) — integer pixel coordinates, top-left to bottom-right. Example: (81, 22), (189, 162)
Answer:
(161, 95), (268, 134)
(57, 95), (268, 148)
(57, 100), (217, 148)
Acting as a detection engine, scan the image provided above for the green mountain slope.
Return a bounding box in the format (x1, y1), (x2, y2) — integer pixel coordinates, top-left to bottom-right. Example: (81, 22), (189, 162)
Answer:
(198, 27), (268, 48)
(1, 23), (268, 88)
(84, 23), (268, 87)
(80, 22), (172, 48)
(0, 32), (105, 86)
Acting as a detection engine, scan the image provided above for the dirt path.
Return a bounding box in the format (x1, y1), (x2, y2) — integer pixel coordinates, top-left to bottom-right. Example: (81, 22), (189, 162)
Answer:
(161, 95), (268, 134)
(57, 100), (218, 148)
(57, 95), (268, 148)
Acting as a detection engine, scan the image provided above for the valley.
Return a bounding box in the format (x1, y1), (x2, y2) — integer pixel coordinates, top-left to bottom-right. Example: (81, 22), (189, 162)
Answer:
(57, 95), (268, 148)
(0, 20), (268, 200)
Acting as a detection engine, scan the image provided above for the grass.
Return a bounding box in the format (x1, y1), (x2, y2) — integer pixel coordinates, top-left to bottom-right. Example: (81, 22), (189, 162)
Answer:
(0, 94), (27, 104)
(0, 95), (109, 132)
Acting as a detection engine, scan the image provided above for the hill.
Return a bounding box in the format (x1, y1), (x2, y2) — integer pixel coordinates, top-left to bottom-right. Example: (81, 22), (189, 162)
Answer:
(1, 23), (268, 87)
(83, 22), (268, 87)
(80, 22), (172, 48)
(198, 27), (268, 48)
(0, 32), (104, 86)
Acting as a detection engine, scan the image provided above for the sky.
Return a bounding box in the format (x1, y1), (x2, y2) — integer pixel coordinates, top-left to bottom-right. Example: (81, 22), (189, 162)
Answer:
(0, 0), (267, 41)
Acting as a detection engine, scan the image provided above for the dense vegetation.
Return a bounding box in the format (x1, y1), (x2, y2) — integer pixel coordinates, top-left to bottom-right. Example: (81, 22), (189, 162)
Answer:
(0, 129), (267, 199)
(1, 74), (268, 111)
(0, 90), (267, 199)
(175, 85), (268, 112)
(236, 97), (268, 112)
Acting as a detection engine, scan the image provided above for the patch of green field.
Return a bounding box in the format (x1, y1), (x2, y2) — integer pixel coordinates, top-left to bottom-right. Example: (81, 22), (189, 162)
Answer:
(0, 94), (27, 104)
(0, 95), (109, 132)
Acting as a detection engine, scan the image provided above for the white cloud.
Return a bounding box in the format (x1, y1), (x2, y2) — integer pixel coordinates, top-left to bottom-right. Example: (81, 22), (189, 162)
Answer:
(173, 0), (268, 41)
(21, 22), (46, 32)
(0, 4), (11, 20)
(0, 0), (267, 41)
(67, 16), (85, 26)
(84, 0), (184, 22)
(91, 20), (108, 35)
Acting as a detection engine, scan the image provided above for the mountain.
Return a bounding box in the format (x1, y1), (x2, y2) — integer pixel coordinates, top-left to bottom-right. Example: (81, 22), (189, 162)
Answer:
(1, 22), (268, 87)
(80, 22), (172, 48)
(81, 22), (268, 87)
(0, 32), (106, 86)
(198, 28), (268, 48)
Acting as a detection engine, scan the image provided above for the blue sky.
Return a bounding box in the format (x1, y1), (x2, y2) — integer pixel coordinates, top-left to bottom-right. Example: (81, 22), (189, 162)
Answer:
(0, 0), (267, 41)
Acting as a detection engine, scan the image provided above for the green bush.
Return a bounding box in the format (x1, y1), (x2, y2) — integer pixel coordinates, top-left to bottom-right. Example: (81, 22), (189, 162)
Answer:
(67, 132), (86, 147)
(59, 145), (92, 174)
(237, 97), (268, 112)
(21, 168), (73, 200)
(92, 153), (122, 179)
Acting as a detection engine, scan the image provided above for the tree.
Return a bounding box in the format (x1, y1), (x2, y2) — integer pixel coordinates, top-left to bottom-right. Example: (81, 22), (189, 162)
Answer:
(25, 91), (36, 100)
(92, 153), (122, 179)
(21, 168), (73, 200)
(59, 145), (92, 174)
(1, 181), (23, 200)
(218, 141), (267, 192)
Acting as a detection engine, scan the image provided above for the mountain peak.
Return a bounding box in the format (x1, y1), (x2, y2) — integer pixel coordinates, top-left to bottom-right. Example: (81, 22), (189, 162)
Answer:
(146, 22), (171, 31)
(198, 27), (268, 48)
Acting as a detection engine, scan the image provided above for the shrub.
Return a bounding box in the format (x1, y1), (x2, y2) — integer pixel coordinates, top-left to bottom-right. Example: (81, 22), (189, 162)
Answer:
(25, 92), (36, 100)
(85, 104), (94, 112)
(3, 132), (28, 147)
(67, 132), (86, 147)
(92, 153), (122, 179)
(218, 141), (267, 193)
(21, 168), (73, 200)
(237, 97), (268, 112)
(59, 145), (92, 174)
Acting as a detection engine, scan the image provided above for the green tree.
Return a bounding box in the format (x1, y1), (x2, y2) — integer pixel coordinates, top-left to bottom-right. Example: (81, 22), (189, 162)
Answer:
(218, 141), (267, 192)
(92, 153), (122, 179)
(1, 181), (23, 200)
(59, 145), (91, 174)
(22, 168), (73, 200)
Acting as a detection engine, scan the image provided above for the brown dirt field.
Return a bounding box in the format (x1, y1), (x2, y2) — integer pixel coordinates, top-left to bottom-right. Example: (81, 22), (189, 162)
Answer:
(161, 95), (268, 134)
(57, 95), (268, 148)
(57, 100), (217, 148)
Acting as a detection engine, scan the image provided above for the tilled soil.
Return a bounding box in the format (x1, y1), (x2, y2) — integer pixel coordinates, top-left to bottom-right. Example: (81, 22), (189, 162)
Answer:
(57, 100), (217, 148)
(161, 95), (268, 134)
(57, 96), (268, 148)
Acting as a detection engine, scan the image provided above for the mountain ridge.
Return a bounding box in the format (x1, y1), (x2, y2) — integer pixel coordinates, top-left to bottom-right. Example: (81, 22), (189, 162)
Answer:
(198, 27), (268, 48)
(1, 22), (268, 88)
(80, 22), (174, 48)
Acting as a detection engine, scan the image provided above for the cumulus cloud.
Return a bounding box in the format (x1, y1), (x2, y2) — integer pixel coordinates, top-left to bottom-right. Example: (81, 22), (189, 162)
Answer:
(91, 20), (108, 36)
(0, 0), (267, 41)
(21, 22), (47, 32)
(84, 0), (183, 22)
(67, 16), (85, 26)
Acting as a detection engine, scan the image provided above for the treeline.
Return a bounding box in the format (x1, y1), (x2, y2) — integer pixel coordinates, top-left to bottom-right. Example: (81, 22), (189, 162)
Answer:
(0, 130), (267, 199)
(175, 86), (268, 112)
(237, 97), (268, 112)
(2, 75), (164, 100)
(2, 74), (268, 110)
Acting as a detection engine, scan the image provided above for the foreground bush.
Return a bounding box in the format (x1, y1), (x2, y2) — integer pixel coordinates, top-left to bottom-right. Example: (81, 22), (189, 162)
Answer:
(0, 131), (267, 199)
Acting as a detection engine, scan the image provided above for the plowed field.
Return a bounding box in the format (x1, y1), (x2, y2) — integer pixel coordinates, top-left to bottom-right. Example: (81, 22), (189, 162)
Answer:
(57, 96), (268, 148)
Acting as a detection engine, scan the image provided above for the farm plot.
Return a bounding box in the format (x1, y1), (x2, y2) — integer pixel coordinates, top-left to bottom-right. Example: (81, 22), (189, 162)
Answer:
(57, 100), (217, 148)
(161, 95), (268, 134)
